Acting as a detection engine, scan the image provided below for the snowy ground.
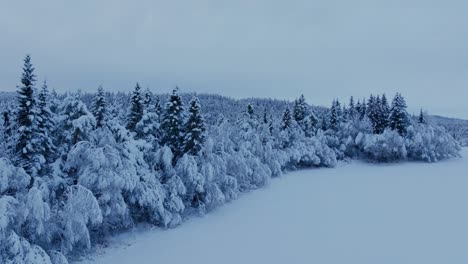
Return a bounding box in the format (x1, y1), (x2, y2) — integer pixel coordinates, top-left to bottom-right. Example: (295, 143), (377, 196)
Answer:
(80, 148), (468, 264)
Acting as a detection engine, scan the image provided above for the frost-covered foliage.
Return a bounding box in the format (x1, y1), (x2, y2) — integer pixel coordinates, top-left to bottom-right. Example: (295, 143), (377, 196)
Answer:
(0, 56), (462, 263)
(406, 124), (461, 162)
(55, 91), (96, 156)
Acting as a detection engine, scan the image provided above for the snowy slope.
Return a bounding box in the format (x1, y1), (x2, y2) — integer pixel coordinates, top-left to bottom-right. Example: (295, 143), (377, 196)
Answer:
(80, 148), (468, 264)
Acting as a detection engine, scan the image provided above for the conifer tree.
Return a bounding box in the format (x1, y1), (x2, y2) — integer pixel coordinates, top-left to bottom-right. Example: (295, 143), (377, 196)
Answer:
(418, 109), (427, 124)
(389, 93), (410, 135)
(56, 91), (96, 156)
(247, 104), (255, 118)
(355, 100), (362, 119)
(303, 111), (319, 137)
(281, 107), (292, 130)
(143, 88), (153, 109)
(183, 96), (206, 155)
(379, 93), (390, 130)
(155, 96), (162, 119)
(161, 87), (185, 160)
(293, 94), (307, 124)
(36, 81), (56, 163)
(335, 99), (342, 122)
(348, 96), (357, 120)
(341, 104), (348, 123)
(126, 83), (144, 131)
(367, 95), (379, 133)
(360, 98), (367, 120)
(91, 85), (107, 128)
(329, 100), (339, 129)
(15, 55), (39, 173)
(263, 108), (268, 124)
(320, 114), (328, 130)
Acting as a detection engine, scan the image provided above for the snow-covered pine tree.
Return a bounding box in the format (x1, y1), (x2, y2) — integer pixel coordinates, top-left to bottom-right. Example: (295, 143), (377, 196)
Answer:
(36, 81), (56, 164)
(126, 83), (144, 131)
(303, 111), (319, 137)
(341, 104), (348, 123)
(55, 91), (96, 158)
(281, 107), (292, 130)
(418, 109), (427, 124)
(329, 99), (339, 129)
(135, 99), (160, 145)
(320, 114), (328, 131)
(183, 96), (206, 156)
(161, 87), (185, 161)
(15, 55), (40, 174)
(335, 99), (342, 122)
(154, 96), (162, 123)
(389, 93), (410, 135)
(293, 94), (308, 125)
(143, 88), (153, 109)
(366, 95), (379, 133)
(374, 95), (383, 133)
(377, 93), (390, 133)
(348, 96), (357, 120)
(360, 98), (367, 120)
(91, 85), (107, 128)
(246, 104), (255, 119)
(263, 108), (268, 124)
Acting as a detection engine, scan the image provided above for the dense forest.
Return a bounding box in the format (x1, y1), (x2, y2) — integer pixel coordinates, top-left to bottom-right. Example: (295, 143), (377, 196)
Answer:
(0, 56), (462, 264)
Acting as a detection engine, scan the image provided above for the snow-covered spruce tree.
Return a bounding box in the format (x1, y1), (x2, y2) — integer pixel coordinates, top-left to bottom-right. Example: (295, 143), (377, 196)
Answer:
(347, 96), (357, 120)
(55, 91), (96, 160)
(135, 90), (160, 145)
(15, 55), (42, 175)
(379, 93), (390, 128)
(320, 114), (328, 131)
(366, 95), (378, 133)
(183, 96), (206, 155)
(154, 96), (163, 123)
(126, 83), (144, 131)
(303, 111), (319, 137)
(329, 99), (340, 130)
(231, 106), (271, 190)
(281, 107), (292, 130)
(293, 94), (308, 125)
(389, 93), (410, 135)
(359, 98), (367, 120)
(341, 104), (348, 123)
(418, 109), (427, 124)
(246, 103), (255, 118)
(143, 88), (153, 108)
(91, 85), (107, 128)
(372, 94), (390, 134)
(36, 81), (56, 165)
(161, 87), (185, 161)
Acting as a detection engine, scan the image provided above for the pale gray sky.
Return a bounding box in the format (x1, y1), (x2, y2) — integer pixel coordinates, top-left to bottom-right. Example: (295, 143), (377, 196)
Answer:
(0, 0), (467, 118)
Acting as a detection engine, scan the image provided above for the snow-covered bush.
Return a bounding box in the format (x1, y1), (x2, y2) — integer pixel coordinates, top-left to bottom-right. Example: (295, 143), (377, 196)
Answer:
(405, 124), (461, 162)
(356, 129), (407, 162)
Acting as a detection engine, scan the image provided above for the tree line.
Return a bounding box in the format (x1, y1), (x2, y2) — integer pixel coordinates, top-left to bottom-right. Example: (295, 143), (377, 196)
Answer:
(0, 56), (461, 264)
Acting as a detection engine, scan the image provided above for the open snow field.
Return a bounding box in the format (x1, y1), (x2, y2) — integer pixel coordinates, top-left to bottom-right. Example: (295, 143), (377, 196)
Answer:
(81, 148), (468, 264)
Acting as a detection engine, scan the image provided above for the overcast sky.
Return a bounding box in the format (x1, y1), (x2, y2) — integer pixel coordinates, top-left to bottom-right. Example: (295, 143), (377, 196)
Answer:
(1, 0), (467, 118)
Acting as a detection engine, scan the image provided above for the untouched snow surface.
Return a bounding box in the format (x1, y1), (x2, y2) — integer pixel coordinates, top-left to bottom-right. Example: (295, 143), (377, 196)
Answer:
(81, 148), (468, 264)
